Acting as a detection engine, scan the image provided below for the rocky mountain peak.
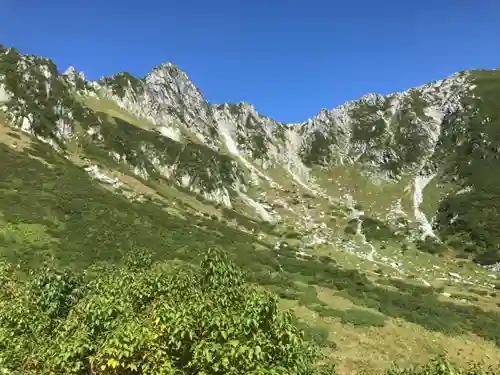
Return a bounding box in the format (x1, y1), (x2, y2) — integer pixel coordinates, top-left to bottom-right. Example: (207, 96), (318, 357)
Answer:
(63, 65), (85, 80)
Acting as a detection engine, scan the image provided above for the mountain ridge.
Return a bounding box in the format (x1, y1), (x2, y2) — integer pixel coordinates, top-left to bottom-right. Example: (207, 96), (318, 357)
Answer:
(1, 43), (500, 269)
(65, 58), (479, 126)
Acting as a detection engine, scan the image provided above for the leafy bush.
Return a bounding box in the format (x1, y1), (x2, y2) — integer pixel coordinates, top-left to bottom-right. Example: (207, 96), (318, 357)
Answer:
(0, 248), (332, 375)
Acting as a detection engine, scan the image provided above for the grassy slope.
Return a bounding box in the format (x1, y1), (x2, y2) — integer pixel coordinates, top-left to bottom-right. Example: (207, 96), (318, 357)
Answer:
(431, 70), (500, 265)
(1, 56), (500, 373)
(2, 120), (500, 374)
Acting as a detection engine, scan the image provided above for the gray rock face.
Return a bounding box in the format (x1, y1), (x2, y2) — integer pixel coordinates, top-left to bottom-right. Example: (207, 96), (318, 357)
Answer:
(96, 64), (221, 148)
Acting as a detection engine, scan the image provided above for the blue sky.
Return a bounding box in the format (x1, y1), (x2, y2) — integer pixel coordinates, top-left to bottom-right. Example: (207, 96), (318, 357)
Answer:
(1, 0), (499, 123)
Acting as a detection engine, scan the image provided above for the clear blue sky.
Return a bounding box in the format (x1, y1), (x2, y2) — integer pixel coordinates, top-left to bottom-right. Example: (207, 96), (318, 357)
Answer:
(1, 0), (499, 123)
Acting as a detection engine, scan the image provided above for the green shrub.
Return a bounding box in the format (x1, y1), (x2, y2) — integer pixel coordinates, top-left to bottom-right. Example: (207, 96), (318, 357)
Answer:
(344, 220), (358, 235)
(415, 237), (447, 255)
(285, 230), (302, 239)
(290, 316), (333, 349)
(298, 285), (321, 306)
(0, 248), (331, 375)
(361, 215), (399, 242)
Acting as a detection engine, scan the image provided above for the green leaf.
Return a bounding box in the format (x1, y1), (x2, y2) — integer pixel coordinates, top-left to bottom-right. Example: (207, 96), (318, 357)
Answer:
(205, 350), (213, 363)
(107, 358), (119, 368)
